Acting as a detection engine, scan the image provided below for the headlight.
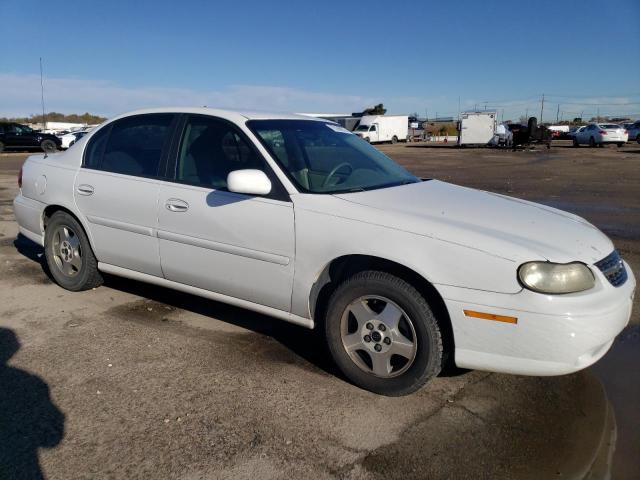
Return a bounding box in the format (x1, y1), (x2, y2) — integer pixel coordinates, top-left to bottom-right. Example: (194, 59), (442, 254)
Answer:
(518, 262), (595, 294)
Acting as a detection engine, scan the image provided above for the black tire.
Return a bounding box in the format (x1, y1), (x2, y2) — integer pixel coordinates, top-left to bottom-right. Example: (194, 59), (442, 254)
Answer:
(0, 141), (4, 153)
(617, 143), (624, 148)
(41, 139), (57, 153)
(391, 135), (398, 144)
(589, 137), (596, 148)
(324, 271), (443, 396)
(364, 137), (371, 143)
(44, 211), (103, 291)
(573, 138), (579, 147)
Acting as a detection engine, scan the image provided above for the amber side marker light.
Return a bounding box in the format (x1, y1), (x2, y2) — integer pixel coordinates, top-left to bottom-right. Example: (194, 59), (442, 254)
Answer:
(464, 309), (518, 324)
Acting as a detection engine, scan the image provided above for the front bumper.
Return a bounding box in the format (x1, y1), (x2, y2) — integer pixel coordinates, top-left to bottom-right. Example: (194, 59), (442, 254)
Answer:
(439, 261), (635, 376)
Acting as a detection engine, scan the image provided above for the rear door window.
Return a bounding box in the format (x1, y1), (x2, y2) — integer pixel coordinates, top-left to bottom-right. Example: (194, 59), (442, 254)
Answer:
(86, 114), (175, 177)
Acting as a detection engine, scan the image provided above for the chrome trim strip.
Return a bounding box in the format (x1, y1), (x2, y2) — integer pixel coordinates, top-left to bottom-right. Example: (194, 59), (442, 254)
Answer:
(86, 215), (154, 237)
(157, 230), (290, 266)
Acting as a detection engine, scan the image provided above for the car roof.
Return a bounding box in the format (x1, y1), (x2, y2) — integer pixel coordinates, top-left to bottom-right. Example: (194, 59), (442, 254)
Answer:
(107, 107), (325, 123)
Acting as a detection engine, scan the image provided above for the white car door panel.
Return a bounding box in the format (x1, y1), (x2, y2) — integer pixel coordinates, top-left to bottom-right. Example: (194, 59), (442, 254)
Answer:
(74, 113), (176, 277)
(157, 114), (295, 311)
(75, 170), (163, 276)
(158, 185), (294, 310)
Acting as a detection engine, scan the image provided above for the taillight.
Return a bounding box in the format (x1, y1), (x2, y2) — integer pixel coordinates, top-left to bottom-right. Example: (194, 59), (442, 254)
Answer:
(599, 130), (607, 135)
(18, 166), (23, 189)
(624, 130), (628, 134)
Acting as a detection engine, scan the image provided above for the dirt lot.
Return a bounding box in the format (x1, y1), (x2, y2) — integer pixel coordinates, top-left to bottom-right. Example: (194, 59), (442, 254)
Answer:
(0, 142), (638, 479)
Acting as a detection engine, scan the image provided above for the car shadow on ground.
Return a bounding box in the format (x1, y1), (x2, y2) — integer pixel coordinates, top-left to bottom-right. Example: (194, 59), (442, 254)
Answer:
(0, 327), (65, 480)
(12, 233), (468, 381)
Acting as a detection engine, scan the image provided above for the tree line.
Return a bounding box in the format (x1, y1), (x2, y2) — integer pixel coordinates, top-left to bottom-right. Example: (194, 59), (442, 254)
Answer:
(0, 112), (107, 125)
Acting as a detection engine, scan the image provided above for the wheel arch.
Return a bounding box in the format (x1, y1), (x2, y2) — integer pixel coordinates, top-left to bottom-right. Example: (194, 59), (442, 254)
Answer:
(42, 204), (97, 253)
(310, 254), (455, 366)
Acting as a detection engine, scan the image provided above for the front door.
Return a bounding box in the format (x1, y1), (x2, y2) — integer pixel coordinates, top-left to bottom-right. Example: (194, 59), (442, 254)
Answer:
(74, 113), (177, 277)
(157, 114), (295, 311)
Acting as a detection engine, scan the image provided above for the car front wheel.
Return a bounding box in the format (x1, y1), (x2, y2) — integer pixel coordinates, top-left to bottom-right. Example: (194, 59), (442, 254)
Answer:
(44, 211), (103, 291)
(324, 271), (443, 396)
(41, 139), (57, 153)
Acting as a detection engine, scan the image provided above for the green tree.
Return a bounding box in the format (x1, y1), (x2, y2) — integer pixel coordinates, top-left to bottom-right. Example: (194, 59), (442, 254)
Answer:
(362, 103), (387, 115)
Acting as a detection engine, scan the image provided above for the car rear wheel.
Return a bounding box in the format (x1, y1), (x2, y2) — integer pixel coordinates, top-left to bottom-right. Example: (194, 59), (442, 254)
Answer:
(44, 211), (103, 291)
(41, 139), (57, 153)
(324, 271), (443, 396)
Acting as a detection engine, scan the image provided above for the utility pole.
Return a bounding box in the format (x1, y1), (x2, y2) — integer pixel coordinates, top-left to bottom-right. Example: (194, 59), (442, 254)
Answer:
(539, 93), (545, 124)
(457, 96), (461, 121)
(39, 57), (47, 130)
(525, 108), (528, 121)
(556, 104), (560, 123)
(596, 106), (600, 122)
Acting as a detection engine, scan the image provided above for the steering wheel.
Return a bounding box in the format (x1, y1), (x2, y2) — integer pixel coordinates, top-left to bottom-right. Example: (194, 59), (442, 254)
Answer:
(322, 162), (353, 188)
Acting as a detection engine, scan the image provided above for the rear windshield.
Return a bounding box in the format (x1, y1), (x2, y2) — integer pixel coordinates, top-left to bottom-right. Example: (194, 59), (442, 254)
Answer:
(599, 124), (620, 129)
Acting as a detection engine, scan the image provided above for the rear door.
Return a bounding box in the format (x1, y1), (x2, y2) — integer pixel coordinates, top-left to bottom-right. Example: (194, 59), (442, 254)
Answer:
(74, 113), (178, 276)
(157, 114), (295, 311)
(4, 124), (27, 148)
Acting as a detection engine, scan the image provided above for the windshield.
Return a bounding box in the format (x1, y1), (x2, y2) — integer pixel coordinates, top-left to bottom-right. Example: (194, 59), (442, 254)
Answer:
(247, 120), (419, 194)
(355, 124), (370, 132)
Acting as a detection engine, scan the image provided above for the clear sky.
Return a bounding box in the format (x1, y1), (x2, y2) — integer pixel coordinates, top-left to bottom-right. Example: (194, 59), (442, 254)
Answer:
(1, 0), (639, 121)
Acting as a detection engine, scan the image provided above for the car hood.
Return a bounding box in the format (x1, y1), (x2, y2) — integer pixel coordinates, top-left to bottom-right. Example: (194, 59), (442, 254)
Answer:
(332, 180), (613, 264)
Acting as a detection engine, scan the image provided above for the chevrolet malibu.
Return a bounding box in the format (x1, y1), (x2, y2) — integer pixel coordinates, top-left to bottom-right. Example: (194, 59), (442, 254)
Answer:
(13, 108), (635, 396)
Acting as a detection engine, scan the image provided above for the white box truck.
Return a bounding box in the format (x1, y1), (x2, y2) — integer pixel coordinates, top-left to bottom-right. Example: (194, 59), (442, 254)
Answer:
(354, 115), (408, 143)
(458, 112), (497, 146)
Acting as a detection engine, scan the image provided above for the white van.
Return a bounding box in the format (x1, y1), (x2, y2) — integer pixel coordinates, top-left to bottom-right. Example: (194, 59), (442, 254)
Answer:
(354, 115), (408, 143)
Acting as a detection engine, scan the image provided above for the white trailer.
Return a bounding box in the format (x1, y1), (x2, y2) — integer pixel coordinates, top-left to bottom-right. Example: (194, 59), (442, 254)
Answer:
(354, 115), (408, 143)
(458, 112), (497, 146)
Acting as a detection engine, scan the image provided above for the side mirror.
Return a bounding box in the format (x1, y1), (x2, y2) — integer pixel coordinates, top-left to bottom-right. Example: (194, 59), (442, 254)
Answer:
(227, 169), (272, 195)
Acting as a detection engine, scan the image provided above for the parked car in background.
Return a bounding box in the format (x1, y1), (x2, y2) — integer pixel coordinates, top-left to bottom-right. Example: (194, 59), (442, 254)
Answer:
(0, 122), (61, 153)
(567, 126), (586, 139)
(59, 130), (90, 149)
(574, 123), (628, 147)
(489, 123), (513, 147)
(13, 107), (635, 396)
(625, 120), (640, 142)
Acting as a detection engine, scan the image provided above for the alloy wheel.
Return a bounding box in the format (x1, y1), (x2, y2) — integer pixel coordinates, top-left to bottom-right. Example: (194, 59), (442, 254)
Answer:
(51, 225), (83, 277)
(340, 295), (418, 378)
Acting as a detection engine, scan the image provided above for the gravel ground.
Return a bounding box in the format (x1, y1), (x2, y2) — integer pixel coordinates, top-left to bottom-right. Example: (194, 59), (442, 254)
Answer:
(0, 141), (638, 479)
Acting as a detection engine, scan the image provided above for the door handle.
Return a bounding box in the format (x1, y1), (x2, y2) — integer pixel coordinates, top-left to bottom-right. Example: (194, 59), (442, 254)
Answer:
(165, 199), (189, 212)
(76, 184), (94, 195)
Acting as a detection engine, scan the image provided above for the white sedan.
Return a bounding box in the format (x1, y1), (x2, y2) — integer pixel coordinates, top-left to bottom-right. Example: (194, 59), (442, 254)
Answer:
(58, 130), (90, 149)
(13, 108), (635, 395)
(574, 123), (629, 147)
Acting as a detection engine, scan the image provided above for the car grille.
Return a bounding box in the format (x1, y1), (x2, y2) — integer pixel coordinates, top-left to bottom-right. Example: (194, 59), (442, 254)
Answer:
(594, 250), (628, 287)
